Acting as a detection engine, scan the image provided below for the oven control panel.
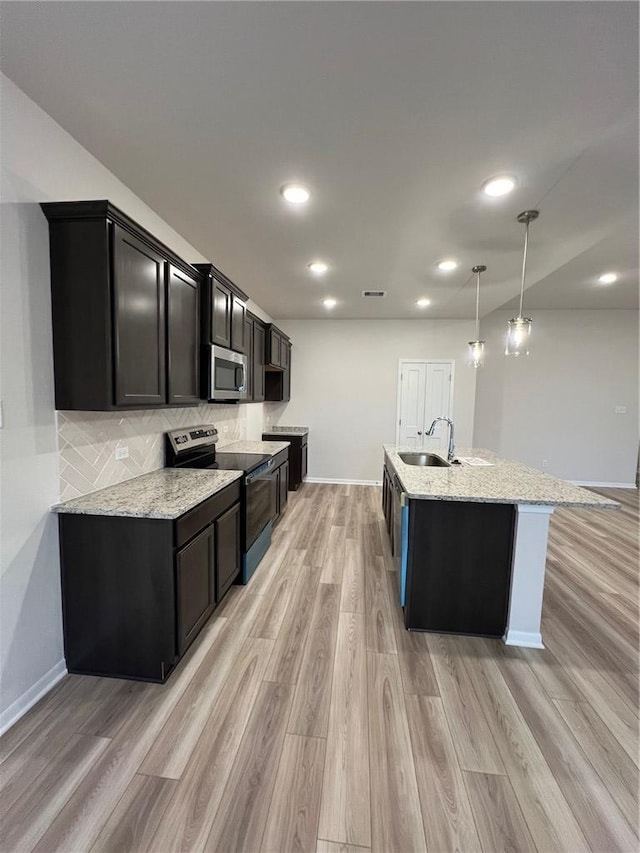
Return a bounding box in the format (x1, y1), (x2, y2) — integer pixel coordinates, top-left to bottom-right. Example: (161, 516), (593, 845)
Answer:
(166, 425), (219, 457)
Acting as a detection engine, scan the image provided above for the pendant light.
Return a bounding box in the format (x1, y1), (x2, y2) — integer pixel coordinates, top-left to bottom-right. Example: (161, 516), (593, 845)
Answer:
(468, 265), (486, 368)
(506, 209), (539, 356)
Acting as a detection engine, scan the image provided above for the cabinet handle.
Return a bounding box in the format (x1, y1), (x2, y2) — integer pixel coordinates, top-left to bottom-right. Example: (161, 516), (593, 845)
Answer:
(417, 431), (422, 435)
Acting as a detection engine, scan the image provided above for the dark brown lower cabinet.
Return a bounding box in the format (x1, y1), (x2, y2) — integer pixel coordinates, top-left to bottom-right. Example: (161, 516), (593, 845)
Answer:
(278, 460), (289, 516)
(58, 480), (240, 682)
(262, 433), (307, 491)
(176, 524), (215, 656)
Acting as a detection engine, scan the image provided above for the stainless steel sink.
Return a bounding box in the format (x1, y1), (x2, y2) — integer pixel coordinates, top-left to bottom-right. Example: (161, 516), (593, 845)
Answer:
(398, 452), (450, 468)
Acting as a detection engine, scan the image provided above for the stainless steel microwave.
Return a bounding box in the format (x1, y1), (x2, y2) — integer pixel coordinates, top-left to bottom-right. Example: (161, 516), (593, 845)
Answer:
(204, 345), (247, 401)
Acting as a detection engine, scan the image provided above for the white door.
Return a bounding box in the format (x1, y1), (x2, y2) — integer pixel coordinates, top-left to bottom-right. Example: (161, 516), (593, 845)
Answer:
(398, 362), (427, 448)
(397, 360), (453, 453)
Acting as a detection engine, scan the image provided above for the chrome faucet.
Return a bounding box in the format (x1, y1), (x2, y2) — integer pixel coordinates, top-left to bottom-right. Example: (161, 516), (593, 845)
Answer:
(426, 417), (456, 461)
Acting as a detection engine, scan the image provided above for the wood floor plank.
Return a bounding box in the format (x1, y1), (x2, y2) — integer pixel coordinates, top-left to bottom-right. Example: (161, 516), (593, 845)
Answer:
(318, 612), (370, 848)
(0, 676), (124, 814)
(250, 549), (306, 640)
(30, 616), (227, 853)
(367, 651), (426, 853)
(457, 637), (589, 852)
(264, 566), (319, 684)
(494, 640), (638, 852)
(463, 770), (536, 853)
(386, 572), (439, 696)
(140, 595), (262, 779)
(0, 675), (83, 765)
(405, 694), (482, 853)
(288, 583), (341, 737)
(426, 633), (505, 774)
(89, 773), (178, 853)
(317, 843), (371, 853)
(319, 524), (347, 585)
(554, 699), (640, 833)
(0, 733), (110, 853)
(542, 613), (639, 765)
(203, 680), (293, 853)
(144, 636), (274, 853)
(260, 734), (325, 852)
(340, 538), (365, 614)
(364, 553), (397, 654)
(517, 645), (585, 701)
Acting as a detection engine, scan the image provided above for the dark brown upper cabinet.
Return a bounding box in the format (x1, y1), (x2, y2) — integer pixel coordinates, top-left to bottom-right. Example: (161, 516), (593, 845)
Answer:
(252, 318), (266, 402)
(195, 263), (248, 355)
(243, 314), (254, 402)
(167, 265), (200, 406)
(41, 200), (202, 411)
(265, 324), (291, 402)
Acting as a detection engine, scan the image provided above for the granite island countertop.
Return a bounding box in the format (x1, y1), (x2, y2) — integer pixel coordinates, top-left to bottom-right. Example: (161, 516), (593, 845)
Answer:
(262, 426), (309, 436)
(52, 468), (243, 519)
(221, 439), (291, 455)
(383, 445), (619, 508)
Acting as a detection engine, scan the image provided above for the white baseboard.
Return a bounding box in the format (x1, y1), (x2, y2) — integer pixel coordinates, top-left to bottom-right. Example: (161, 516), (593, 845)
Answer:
(569, 481), (637, 489)
(0, 659), (67, 737)
(503, 630), (544, 649)
(305, 477), (381, 486)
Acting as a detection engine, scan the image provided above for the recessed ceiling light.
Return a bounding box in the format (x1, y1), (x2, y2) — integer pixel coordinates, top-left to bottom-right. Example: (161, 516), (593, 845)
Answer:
(280, 183), (311, 204)
(323, 298), (337, 309)
(598, 272), (618, 284)
(308, 261), (328, 275)
(416, 298), (431, 308)
(482, 175), (516, 197)
(437, 259), (458, 271)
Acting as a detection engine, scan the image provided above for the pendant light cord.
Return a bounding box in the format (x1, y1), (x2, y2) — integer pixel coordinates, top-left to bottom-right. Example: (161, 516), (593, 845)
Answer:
(475, 270), (481, 339)
(519, 220), (529, 318)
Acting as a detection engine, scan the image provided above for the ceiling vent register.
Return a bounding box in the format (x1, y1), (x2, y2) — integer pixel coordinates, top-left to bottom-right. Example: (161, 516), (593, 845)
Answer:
(362, 290), (386, 297)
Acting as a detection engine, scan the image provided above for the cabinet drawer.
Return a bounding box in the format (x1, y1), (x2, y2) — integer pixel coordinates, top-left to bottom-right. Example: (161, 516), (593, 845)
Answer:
(271, 448), (289, 469)
(175, 480), (240, 548)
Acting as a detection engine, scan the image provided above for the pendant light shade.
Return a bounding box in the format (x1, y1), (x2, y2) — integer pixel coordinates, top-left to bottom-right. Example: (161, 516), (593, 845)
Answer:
(468, 264), (486, 368)
(506, 210), (539, 357)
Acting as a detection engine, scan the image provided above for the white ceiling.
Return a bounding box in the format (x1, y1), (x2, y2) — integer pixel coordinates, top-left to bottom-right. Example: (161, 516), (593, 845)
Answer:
(1, 1), (638, 319)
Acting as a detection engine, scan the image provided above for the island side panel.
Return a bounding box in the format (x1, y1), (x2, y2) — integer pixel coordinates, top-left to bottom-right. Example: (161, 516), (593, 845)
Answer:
(404, 499), (516, 637)
(503, 504), (555, 649)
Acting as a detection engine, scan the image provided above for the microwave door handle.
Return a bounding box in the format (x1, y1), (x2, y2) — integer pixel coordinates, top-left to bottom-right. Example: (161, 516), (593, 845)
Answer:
(235, 365), (245, 391)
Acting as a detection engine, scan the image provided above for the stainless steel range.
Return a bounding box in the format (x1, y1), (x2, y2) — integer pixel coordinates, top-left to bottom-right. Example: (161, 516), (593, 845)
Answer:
(165, 426), (277, 583)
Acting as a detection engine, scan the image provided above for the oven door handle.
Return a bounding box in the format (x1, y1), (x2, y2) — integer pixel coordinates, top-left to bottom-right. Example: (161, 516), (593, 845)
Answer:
(245, 459), (273, 484)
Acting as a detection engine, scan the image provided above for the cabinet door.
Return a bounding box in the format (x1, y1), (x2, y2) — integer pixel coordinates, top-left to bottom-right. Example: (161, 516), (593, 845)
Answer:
(215, 502), (240, 600)
(231, 296), (247, 354)
(211, 279), (232, 348)
(282, 345), (291, 402)
(167, 265), (200, 405)
(301, 442), (308, 483)
(253, 322), (265, 402)
(243, 316), (254, 401)
(113, 225), (166, 406)
(269, 329), (281, 367)
(176, 524), (215, 656)
(279, 461), (289, 515)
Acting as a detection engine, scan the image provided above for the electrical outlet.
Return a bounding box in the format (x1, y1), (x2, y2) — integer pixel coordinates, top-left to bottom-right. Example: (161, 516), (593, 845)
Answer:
(222, 425), (229, 434)
(615, 406), (627, 414)
(542, 459), (548, 469)
(115, 445), (129, 460)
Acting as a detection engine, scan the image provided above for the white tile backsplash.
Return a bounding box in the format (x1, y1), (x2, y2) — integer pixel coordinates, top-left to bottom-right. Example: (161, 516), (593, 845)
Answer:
(57, 403), (248, 501)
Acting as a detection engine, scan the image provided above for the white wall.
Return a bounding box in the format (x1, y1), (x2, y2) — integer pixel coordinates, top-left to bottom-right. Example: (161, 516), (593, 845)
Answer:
(273, 319), (477, 482)
(474, 309), (639, 485)
(0, 75), (272, 730)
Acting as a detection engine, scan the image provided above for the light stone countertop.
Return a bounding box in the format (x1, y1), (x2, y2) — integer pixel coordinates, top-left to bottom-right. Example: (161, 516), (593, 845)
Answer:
(221, 440), (291, 455)
(262, 426), (309, 436)
(383, 445), (619, 508)
(52, 468), (243, 519)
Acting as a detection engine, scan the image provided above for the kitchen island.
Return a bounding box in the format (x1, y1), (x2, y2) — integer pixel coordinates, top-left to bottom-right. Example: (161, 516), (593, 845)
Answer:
(382, 445), (618, 648)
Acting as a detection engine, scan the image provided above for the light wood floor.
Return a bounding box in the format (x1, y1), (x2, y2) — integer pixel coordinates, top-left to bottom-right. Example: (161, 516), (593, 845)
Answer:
(1, 484), (638, 853)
